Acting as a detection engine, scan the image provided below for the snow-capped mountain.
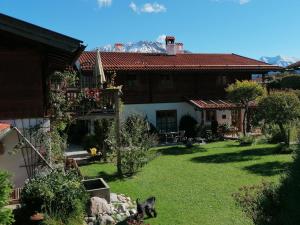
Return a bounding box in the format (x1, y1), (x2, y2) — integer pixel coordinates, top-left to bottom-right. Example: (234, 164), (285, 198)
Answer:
(97, 41), (167, 53)
(260, 55), (299, 67)
(96, 41), (191, 53)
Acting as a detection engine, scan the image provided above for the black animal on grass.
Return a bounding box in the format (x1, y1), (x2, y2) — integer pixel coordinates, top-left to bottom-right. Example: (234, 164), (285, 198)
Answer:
(136, 196), (157, 219)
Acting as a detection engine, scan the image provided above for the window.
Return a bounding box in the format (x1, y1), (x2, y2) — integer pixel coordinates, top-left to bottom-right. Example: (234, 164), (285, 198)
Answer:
(160, 74), (173, 89)
(156, 110), (177, 132)
(126, 74), (138, 88)
(216, 75), (227, 86)
(206, 110), (216, 122)
(222, 114), (227, 119)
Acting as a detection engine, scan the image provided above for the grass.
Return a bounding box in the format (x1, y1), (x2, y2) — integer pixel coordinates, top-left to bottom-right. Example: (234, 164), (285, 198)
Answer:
(80, 141), (293, 225)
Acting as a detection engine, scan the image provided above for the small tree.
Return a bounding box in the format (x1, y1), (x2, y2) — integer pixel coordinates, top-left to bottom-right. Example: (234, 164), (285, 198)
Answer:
(226, 80), (266, 135)
(0, 170), (13, 225)
(106, 115), (157, 176)
(257, 91), (300, 145)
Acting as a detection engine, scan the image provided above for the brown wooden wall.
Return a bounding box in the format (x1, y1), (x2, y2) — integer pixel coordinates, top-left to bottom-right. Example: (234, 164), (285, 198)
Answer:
(0, 49), (45, 119)
(112, 70), (251, 104)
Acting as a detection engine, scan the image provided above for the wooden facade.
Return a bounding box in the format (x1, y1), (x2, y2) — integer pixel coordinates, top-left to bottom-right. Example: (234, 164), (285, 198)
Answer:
(82, 70), (252, 104)
(0, 13), (85, 120)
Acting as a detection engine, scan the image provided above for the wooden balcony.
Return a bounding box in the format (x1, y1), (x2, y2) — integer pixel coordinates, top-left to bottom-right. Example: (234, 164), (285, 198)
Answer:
(66, 87), (121, 119)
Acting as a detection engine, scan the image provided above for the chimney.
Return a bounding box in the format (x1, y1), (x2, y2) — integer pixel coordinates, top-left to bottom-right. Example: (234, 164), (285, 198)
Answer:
(165, 36), (176, 56)
(176, 43), (184, 54)
(114, 43), (125, 52)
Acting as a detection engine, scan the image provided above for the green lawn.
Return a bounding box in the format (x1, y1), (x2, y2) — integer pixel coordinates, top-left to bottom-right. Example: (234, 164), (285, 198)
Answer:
(80, 141), (293, 225)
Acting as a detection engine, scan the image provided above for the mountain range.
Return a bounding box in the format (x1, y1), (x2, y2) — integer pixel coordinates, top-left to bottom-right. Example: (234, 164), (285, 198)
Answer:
(96, 41), (299, 67)
(260, 55), (299, 67)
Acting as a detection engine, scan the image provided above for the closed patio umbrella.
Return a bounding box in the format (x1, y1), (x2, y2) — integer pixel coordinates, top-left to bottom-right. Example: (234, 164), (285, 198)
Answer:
(94, 50), (106, 87)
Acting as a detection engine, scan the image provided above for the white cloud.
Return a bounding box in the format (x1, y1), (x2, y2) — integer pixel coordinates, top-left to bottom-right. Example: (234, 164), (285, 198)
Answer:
(141, 3), (166, 13)
(129, 2), (167, 14)
(156, 34), (166, 43)
(97, 0), (112, 7)
(129, 2), (139, 13)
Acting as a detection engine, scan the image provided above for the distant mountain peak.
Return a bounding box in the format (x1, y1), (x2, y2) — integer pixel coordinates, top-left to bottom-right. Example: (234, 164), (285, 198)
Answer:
(260, 55), (299, 67)
(95, 41), (191, 53)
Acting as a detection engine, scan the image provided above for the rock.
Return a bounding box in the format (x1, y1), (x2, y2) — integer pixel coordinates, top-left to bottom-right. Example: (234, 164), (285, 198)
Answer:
(115, 214), (123, 222)
(90, 197), (112, 216)
(117, 203), (128, 213)
(117, 194), (127, 203)
(100, 215), (115, 225)
(129, 209), (137, 215)
(110, 193), (118, 202)
(125, 211), (131, 217)
(85, 217), (97, 223)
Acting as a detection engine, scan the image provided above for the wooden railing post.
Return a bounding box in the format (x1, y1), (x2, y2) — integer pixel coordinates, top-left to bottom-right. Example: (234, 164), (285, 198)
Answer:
(114, 89), (122, 176)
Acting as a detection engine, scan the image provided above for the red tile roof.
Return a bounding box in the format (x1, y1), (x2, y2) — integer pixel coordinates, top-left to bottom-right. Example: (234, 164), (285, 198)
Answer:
(287, 61), (300, 69)
(0, 123), (10, 133)
(79, 51), (282, 72)
(189, 99), (256, 110)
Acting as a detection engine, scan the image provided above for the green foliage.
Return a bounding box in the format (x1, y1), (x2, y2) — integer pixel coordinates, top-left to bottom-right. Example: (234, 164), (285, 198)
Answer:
(257, 91), (300, 145)
(106, 115), (157, 175)
(226, 80), (266, 134)
(268, 74), (300, 90)
(21, 170), (88, 223)
(233, 181), (280, 225)
(226, 80), (266, 105)
(238, 135), (256, 146)
(179, 114), (198, 138)
(0, 170), (13, 225)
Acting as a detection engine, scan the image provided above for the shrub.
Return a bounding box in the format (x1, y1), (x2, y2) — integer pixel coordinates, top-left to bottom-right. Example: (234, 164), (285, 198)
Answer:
(106, 114), (157, 176)
(257, 91), (300, 146)
(0, 170), (13, 225)
(238, 135), (256, 146)
(233, 181), (280, 225)
(21, 170), (88, 223)
(179, 114), (198, 138)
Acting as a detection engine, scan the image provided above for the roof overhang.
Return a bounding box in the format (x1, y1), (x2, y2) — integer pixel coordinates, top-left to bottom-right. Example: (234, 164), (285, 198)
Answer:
(0, 123), (11, 140)
(188, 99), (256, 110)
(0, 13), (86, 69)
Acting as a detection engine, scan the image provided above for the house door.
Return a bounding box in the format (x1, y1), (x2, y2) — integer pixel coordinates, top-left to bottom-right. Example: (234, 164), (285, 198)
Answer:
(231, 109), (242, 131)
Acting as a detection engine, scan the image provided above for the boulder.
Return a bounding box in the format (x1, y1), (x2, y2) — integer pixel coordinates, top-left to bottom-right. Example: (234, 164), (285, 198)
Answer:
(99, 215), (115, 225)
(90, 197), (112, 216)
(110, 193), (118, 202)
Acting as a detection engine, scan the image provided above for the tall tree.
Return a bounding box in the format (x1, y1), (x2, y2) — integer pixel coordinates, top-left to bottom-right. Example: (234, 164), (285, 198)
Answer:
(226, 80), (266, 135)
(257, 91), (300, 145)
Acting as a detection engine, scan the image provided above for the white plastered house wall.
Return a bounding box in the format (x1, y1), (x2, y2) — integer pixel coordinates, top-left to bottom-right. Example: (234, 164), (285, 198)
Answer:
(0, 118), (50, 188)
(122, 102), (235, 130)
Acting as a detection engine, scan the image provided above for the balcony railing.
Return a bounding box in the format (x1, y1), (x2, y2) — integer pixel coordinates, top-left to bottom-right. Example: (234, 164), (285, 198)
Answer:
(66, 87), (121, 118)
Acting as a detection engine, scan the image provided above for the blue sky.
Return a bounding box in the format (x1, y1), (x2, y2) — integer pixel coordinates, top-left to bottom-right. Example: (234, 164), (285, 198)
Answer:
(1, 0), (300, 59)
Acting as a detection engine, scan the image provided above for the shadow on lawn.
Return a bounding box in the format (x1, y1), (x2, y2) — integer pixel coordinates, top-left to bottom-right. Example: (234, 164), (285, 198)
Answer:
(244, 161), (292, 176)
(158, 145), (206, 156)
(190, 145), (280, 164)
(84, 171), (121, 182)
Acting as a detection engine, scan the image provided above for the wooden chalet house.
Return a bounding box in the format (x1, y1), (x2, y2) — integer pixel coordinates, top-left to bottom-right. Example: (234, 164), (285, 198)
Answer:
(0, 13), (85, 188)
(79, 36), (281, 133)
(286, 61), (300, 73)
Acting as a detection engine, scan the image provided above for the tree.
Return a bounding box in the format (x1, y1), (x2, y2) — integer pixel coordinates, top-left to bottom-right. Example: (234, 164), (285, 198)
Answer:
(257, 91), (300, 145)
(106, 115), (157, 176)
(0, 170), (13, 225)
(226, 80), (266, 135)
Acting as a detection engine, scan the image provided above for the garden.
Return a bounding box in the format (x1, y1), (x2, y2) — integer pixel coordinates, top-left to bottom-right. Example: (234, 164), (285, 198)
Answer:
(2, 74), (300, 225)
(80, 141), (293, 225)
